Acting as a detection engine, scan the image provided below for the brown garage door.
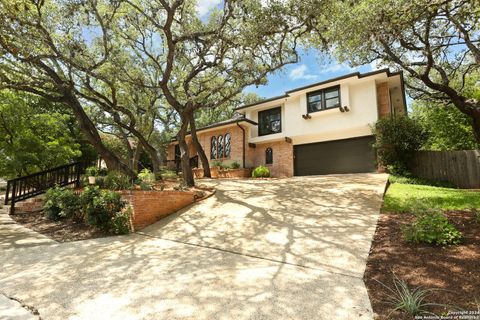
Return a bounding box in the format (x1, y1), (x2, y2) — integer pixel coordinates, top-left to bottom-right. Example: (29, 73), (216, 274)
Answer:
(293, 136), (376, 176)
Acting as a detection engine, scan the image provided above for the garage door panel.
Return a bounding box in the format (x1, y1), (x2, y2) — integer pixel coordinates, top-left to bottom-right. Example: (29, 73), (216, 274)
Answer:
(294, 136), (376, 176)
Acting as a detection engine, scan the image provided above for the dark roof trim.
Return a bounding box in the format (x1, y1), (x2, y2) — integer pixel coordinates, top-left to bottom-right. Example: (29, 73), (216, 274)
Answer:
(235, 68), (402, 111)
(235, 94), (289, 111)
(170, 118), (257, 142)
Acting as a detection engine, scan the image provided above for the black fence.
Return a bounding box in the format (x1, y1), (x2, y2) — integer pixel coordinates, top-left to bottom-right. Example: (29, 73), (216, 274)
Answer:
(4, 162), (84, 213)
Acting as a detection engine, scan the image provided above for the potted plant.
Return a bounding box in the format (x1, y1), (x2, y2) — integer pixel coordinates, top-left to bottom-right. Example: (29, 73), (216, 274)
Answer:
(85, 166), (98, 185)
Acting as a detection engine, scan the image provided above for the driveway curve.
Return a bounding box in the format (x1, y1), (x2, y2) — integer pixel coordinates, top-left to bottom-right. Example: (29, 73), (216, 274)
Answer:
(142, 173), (388, 277)
(0, 173), (387, 320)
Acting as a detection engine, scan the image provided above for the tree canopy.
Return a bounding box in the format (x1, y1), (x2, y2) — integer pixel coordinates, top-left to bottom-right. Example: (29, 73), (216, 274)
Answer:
(0, 91), (82, 178)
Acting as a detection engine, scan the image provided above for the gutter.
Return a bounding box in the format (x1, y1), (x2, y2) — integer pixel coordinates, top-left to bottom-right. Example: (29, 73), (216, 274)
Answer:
(236, 123), (246, 169)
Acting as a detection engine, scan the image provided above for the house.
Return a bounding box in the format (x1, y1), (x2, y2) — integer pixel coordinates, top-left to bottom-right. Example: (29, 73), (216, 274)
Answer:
(166, 69), (406, 177)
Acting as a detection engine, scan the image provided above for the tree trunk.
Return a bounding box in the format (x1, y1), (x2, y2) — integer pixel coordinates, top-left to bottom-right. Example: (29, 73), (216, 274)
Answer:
(65, 94), (136, 178)
(189, 114), (211, 178)
(132, 144), (142, 172)
(177, 114), (195, 187)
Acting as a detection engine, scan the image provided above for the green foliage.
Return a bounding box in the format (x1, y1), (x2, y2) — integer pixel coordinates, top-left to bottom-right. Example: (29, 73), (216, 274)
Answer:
(403, 211), (463, 246)
(137, 168), (155, 183)
(229, 161), (241, 169)
(383, 183), (480, 213)
(411, 100), (479, 151)
(473, 209), (480, 224)
(376, 273), (448, 316)
(372, 116), (427, 175)
(102, 171), (132, 190)
(211, 160), (226, 168)
(252, 165), (270, 178)
(85, 166), (98, 177)
(159, 168), (178, 179)
(111, 207), (132, 235)
(44, 186), (80, 221)
(388, 174), (454, 188)
(80, 186), (127, 231)
(0, 91), (82, 178)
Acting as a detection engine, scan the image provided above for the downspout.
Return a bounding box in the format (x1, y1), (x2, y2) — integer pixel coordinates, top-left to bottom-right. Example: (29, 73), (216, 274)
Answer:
(236, 122), (246, 169)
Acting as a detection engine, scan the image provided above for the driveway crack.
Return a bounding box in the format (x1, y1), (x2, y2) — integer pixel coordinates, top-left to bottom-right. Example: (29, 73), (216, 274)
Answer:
(0, 292), (42, 319)
(136, 231), (363, 280)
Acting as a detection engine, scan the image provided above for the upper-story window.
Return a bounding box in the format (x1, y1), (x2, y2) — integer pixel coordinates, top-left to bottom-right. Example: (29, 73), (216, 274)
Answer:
(211, 133), (230, 159)
(258, 107), (281, 136)
(307, 85), (341, 113)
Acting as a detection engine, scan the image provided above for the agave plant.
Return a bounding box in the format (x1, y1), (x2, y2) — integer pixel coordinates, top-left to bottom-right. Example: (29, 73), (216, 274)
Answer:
(376, 273), (454, 316)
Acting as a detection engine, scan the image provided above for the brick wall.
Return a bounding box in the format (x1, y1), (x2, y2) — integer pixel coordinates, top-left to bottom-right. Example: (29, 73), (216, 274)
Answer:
(247, 140), (293, 177)
(167, 124), (246, 168)
(122, 190), (195, 230)
(376, 82), (391, 119)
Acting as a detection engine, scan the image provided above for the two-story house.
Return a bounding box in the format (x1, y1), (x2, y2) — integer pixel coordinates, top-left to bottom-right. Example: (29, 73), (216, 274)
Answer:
(166, 68), (407, 177)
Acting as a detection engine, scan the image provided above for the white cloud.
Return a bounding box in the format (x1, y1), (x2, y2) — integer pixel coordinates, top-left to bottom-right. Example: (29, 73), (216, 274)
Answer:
(320, 63), (358, 74)
(196, 0), (222, 16)
(289, 65), (318, 81)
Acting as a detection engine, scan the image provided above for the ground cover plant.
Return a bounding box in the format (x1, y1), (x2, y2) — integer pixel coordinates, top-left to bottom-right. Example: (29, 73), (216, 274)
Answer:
(252, 166), (270, 178)
(365, 179), (480, 319)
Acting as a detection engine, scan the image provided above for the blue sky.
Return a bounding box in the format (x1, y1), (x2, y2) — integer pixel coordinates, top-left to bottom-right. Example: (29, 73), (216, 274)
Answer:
(243, 48), (377, 99)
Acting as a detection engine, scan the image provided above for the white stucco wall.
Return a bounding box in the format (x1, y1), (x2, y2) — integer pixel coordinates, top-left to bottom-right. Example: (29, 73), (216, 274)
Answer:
(245, 77), (380, 145)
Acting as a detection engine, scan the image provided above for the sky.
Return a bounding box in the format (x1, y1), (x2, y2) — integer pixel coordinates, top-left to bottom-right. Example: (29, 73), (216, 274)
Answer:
(243, 48), (377, 99)
(195, 1), (380, 100)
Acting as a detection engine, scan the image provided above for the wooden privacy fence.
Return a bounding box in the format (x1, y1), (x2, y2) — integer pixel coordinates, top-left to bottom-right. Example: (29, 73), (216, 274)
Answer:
(410, 150), (480, 189)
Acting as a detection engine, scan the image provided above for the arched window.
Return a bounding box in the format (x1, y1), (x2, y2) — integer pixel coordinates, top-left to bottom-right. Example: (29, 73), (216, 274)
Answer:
(224, 133), (231, 157)
(266, 147), (273, 164)
(217, 135), (224, 158)
(210, 136), (217, 159)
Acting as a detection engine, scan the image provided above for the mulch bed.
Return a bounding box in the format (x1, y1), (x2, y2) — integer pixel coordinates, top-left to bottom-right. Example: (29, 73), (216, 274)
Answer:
(365, 210), (480, 319)
(10, 211), (109, 242)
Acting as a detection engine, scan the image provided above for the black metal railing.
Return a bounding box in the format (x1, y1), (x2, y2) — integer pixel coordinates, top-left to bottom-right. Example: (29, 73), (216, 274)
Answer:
(4, 162), (84, 213)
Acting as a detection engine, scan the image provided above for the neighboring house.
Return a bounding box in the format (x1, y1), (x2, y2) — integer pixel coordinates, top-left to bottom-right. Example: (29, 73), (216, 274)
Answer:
(167, 68), (406, 177)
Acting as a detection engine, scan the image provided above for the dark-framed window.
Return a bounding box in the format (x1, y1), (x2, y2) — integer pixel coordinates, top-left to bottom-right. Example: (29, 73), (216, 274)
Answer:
(210, 133), (230, 159)
(258, 107), (281, 136)
(265, 147), (273, 164)
(224, 133), (231, 157)
(210, 136), (217, 159)
(217, 135), (224, 158)
(307, 85), (341, 113)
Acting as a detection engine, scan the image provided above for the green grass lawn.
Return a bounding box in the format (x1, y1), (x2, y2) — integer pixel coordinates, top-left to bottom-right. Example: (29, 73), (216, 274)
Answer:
(383, 182), (480, 213)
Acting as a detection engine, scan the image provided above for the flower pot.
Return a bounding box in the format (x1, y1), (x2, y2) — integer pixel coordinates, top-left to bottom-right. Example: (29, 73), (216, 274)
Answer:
(88, 176), (96, 185)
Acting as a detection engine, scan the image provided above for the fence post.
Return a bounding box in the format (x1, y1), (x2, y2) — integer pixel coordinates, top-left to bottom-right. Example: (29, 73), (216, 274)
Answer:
(10, 180), (16, 214)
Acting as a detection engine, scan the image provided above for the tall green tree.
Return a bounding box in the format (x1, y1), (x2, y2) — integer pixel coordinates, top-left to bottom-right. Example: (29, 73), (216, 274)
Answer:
(304, 0), (480, 141)
(120, 0), (314, 185)
(412, 100), (479, 150)
(0, 91), (82, 178)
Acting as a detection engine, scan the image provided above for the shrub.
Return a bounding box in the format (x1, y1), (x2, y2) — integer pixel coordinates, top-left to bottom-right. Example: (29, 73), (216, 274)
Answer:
(85, 166), (98, 177)
(212, 160), (226, 168)
(111, 207), (131, 235)
(159, 168), (178, 179)
(137, 168), (155, 183)
(80, 186), (127, 231)
(403, 211), (462, 245)
(473, 209), (480, 224)
(252, 165), (270, 178)
(44, 186), (79, 221)
(229, 161), (241, 169)
(103, 171), (132, 190)
(372, 116), (428, 175)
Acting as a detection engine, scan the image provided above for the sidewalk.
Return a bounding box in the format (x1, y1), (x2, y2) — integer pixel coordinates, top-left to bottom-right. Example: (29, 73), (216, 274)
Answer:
(0, 205), (55, 251)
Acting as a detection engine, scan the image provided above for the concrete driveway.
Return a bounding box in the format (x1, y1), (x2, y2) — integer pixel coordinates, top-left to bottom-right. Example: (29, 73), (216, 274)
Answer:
(0, 173), (387, 320)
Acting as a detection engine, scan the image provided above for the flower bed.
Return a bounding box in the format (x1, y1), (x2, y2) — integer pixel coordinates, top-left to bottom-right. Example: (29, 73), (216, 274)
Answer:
(193, 167), (252, 179)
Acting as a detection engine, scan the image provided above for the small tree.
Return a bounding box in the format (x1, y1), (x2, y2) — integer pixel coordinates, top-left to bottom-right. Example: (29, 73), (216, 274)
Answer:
(372, 116), (427, 175)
